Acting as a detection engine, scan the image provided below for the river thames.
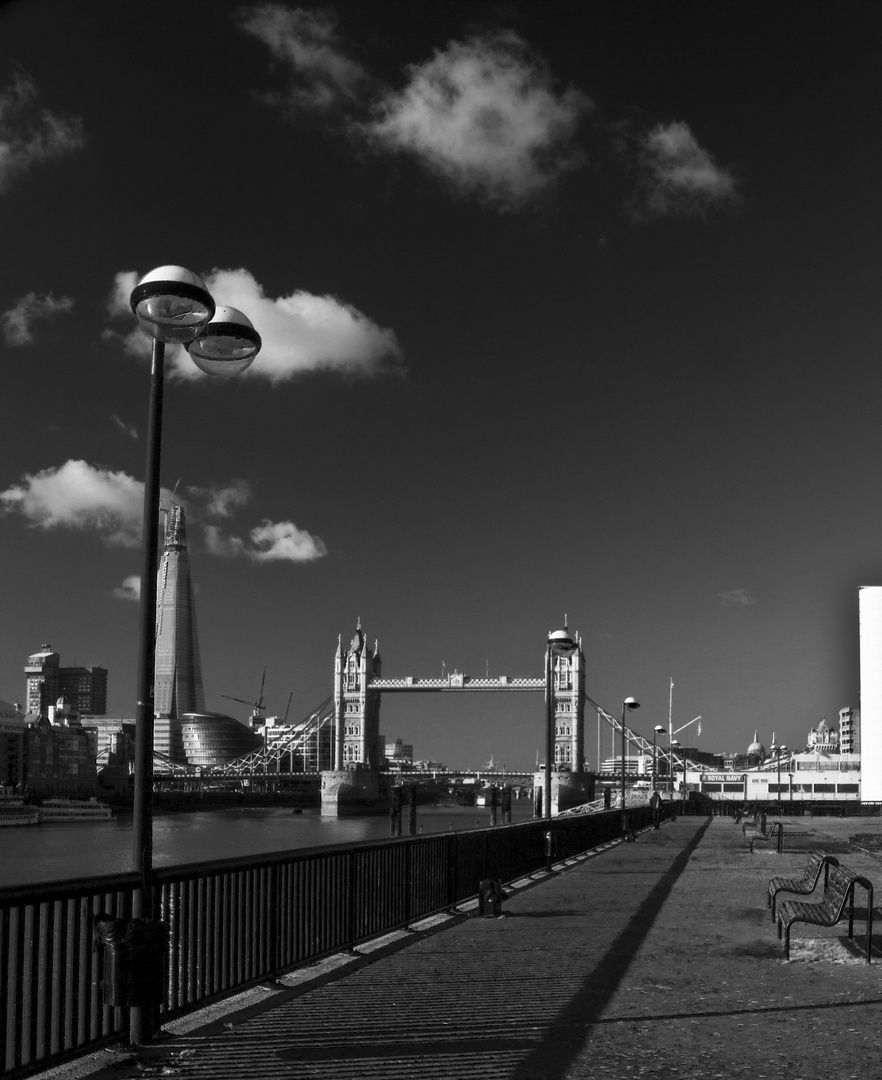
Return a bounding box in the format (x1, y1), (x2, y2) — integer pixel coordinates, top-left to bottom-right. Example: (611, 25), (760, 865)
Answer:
(0, 803), (537, 887)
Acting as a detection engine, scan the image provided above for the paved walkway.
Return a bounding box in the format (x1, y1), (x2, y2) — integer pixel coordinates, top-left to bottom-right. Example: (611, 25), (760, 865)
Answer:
(45, 815), (882, 1080)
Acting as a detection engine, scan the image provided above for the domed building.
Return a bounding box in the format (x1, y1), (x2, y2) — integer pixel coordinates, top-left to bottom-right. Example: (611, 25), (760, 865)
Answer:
(807, 718), (839, 753)
(746, 730), (766, 766)
(179, 712), (263, 768)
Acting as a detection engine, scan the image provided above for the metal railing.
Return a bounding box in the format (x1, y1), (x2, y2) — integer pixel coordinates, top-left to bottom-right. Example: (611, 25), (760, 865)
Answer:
(0, 809), (635, 1078)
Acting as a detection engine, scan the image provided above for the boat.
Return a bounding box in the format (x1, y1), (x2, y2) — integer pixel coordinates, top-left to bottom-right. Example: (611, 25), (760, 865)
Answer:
(0, 806), (40, 827)
(38, 798), (114, 822)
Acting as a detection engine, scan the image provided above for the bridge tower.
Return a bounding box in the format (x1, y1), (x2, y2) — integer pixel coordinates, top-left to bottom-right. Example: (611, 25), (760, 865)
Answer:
(333, 619), (383, 769)
(550, 629), (585, 770)
(321, 620), (389, 816)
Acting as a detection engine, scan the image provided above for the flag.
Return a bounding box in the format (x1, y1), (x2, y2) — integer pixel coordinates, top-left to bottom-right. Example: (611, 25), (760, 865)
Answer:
(697, 719), (702, 736)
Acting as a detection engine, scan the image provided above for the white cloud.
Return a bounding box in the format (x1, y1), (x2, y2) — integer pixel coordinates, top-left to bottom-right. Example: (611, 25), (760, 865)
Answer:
(112, 575), (140, 602)
(0, 72), (85, 193)
(0, 460), (146, 547)
(204, 520), (327, 563)
(237, 4), (372, 112)
(366, 31), (592, 210)
(631, 121), (739, 220)
(187, 480), (253, 518)
(105, 267), (403, 383)
(718, 589), (756, 607)
(2, 291), (74, 345)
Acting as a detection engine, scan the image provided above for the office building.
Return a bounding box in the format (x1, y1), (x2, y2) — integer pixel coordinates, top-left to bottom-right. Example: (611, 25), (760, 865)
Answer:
(25, 646), (107, 716)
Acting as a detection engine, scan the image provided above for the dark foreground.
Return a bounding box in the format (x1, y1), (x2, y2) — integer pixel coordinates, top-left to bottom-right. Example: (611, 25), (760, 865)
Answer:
(37, 815), (882, 1080)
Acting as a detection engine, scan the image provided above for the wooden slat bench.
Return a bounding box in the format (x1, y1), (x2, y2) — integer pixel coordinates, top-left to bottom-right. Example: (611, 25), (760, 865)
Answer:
(768, 852), (839, 920)
(777, 864), (874, 962)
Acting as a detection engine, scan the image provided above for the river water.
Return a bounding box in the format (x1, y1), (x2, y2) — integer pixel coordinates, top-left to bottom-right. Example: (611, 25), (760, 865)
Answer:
(0, 803), (537, 888)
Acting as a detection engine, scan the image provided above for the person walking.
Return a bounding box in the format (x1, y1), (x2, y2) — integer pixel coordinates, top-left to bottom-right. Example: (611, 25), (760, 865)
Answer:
(650, 789), (662, 829)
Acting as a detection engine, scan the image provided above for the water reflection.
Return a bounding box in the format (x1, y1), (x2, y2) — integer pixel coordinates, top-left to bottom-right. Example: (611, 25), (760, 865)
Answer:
(0, 804), (534, 887)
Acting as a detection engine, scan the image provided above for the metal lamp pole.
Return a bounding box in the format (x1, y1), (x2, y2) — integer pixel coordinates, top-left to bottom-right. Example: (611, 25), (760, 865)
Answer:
(129, 267), (261, 1045)
(652, 725), (664, 792)
(620, 697), (640, 838)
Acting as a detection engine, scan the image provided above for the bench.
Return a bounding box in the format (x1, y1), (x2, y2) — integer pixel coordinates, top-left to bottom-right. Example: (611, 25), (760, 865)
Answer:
(777, 864), (874, 962)
(745, 817), (783, 853)
(768, 852), (839, 920)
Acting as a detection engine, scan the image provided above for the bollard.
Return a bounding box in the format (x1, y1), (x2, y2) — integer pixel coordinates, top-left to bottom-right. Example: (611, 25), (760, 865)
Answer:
(545, 830), (553, 873)
(478, 878), (506, 917)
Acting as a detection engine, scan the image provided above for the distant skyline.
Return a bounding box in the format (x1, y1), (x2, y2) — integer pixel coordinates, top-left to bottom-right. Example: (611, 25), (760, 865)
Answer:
(0, 0), (879, 769)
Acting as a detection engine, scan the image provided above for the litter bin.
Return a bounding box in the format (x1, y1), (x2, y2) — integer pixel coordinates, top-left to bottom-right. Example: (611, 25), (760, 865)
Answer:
(94, 916), (168, 1007)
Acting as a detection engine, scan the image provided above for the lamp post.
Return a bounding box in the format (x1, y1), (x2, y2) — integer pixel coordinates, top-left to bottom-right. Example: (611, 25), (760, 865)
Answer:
(771, 743), (787, 814)
(652, 725), (664, 792)
(620, 697), (640, 838)
(543, 628), (575, 819)
(129, 266), (260, 1044)
(670, 739), (680, 803)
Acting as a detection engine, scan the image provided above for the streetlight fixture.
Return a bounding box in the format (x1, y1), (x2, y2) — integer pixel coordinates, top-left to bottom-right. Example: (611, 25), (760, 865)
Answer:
(652, 725), (665, 792)
(543, 628), (576, 820)
(129, 266), (260, 1044)
(621, 697), (640, 838)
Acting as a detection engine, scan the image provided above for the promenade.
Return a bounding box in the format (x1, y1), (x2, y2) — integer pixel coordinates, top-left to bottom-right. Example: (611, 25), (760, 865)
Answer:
(45, 814), (882, 1080)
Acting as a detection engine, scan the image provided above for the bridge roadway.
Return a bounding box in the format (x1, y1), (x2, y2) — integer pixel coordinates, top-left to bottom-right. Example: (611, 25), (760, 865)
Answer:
(48, 814), (882, 1080)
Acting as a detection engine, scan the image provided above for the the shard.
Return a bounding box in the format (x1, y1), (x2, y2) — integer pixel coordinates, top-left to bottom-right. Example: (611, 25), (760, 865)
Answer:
(154, 504), (205, 719)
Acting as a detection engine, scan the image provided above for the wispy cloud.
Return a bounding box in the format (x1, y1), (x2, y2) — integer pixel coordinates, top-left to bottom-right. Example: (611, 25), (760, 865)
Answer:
(366, 31), (592, 210)
(111, 414), (138, 440)
(629, 121), (739, 220)
(237, 4), (373, 112)
(112, 575), (140, 602)
(187, 480), (253, 518)
(105, 267), (404, 384)
(2, 291), (74, 345)
(1, 458), (327, 565)
(238, 8), (740, 222)
(0, 72), (85, 194)
(204, 520), (327, 563)
(718, 589), (756, 607)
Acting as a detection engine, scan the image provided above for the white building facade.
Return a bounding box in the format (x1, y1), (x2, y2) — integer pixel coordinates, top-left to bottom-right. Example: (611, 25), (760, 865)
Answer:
(859, 587), (882, 800)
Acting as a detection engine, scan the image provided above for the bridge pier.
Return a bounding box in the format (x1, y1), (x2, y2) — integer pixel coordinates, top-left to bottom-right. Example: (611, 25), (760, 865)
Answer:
(320, 768), (390, 817)
(534, 770), (595, 816)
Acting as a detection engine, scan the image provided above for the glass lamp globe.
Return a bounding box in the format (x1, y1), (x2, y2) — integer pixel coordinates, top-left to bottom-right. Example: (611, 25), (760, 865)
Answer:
(186, 306), (261, 377)
(130, 266), (215, 345)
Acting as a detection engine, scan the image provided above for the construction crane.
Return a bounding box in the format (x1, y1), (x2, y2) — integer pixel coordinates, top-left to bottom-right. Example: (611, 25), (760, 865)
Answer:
(222, 667), (267, 728)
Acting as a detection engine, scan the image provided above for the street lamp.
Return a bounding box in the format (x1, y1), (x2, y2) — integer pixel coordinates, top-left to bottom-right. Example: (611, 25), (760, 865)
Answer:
(771, 743), (788, 814)
(621, 697), (640, 838)
(651, 725), (665, 792)
(670, 739), (680, 801)
(130, 266), (260, 1043)
(543, 628), (575, 819)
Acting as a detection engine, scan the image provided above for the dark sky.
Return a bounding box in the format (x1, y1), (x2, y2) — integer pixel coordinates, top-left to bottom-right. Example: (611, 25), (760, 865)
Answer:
(1, 0), (879, 769)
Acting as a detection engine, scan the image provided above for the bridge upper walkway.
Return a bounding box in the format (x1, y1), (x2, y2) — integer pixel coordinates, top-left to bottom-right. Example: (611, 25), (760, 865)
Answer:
(45, 814), (882, 1080)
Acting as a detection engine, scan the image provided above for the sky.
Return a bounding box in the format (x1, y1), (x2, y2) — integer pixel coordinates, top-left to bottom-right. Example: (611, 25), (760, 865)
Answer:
(0, 0), (880, 770)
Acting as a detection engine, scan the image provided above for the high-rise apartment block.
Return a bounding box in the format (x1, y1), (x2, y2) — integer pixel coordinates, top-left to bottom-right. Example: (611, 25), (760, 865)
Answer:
(25, 645), (107, 716)
(839, 706), (860, 754)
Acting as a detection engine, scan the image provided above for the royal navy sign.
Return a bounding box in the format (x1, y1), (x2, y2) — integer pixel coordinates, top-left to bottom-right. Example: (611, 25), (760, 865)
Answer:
(701, 773), (745, 783)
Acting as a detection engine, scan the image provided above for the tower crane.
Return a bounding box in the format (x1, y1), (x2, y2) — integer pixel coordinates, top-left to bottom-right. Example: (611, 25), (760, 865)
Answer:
(222, 668), (267, 728)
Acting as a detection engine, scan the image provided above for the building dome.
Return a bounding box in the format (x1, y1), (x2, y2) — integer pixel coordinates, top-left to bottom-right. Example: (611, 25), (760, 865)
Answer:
(747, 730), (766, 758)
(179, 712), (262, 767)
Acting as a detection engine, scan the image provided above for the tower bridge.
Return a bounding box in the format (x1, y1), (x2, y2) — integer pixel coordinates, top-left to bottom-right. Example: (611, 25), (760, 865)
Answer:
(148, 618), (698, 810)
